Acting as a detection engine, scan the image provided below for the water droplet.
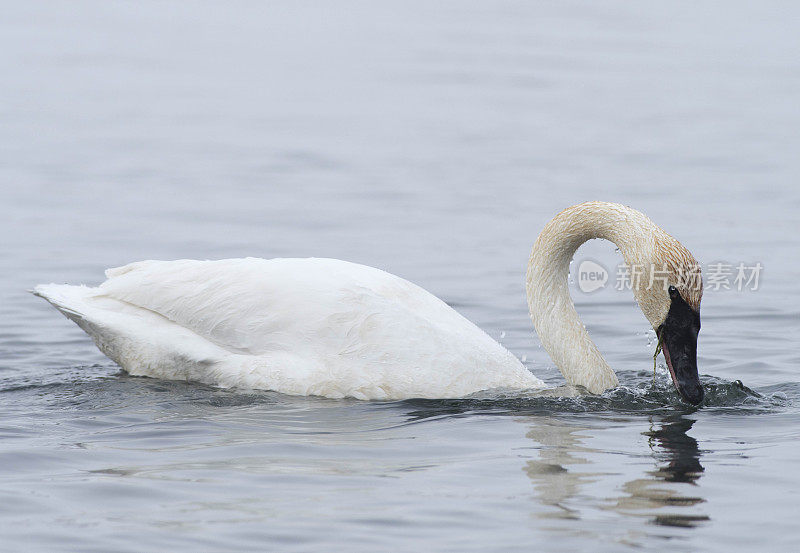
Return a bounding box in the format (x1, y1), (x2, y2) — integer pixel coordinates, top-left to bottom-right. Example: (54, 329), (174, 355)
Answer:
(500, 331), (506, 339)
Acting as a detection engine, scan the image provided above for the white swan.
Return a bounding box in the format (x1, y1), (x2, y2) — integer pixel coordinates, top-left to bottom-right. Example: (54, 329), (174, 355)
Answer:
(34, 201), (705, 403)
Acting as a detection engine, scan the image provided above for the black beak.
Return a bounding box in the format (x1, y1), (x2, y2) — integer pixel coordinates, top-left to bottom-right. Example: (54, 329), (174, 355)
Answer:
(657, 287), (703, 405)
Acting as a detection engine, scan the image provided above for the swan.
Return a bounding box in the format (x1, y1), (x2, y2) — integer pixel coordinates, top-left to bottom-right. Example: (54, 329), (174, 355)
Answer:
(33, 201), (704, 404)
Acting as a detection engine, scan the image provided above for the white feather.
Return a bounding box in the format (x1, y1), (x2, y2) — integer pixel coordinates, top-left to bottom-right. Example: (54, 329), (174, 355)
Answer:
(34, 258), (543, 399)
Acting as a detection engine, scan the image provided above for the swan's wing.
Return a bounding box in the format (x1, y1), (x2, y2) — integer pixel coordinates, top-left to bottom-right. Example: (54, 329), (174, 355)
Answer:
(97, 258), (465, 357)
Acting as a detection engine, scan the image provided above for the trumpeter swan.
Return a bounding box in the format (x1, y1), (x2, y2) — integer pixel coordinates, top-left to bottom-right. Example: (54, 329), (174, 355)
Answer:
(34, 201), (704, 404)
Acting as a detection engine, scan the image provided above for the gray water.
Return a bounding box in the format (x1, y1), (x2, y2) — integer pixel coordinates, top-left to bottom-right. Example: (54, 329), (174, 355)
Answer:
(2, 2), (799, 551)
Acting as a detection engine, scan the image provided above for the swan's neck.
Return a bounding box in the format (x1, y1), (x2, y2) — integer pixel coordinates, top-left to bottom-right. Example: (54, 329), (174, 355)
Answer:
(526, 202), (659, 393)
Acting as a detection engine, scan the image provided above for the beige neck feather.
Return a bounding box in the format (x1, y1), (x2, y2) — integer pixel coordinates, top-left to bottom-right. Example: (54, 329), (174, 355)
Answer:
(526, 202), (670, 394)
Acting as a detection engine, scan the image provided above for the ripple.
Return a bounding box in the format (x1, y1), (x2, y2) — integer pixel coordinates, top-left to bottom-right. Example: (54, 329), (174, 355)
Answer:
(397, 371), (796, 421)
(2, 366), (792, 418)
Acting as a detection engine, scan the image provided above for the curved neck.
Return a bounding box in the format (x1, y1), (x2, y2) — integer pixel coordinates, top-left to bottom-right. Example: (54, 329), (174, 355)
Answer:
(526, 202), (657, 393)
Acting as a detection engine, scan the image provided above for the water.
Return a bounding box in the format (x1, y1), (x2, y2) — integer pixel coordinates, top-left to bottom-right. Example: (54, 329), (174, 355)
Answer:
(1, 1), (799, 551)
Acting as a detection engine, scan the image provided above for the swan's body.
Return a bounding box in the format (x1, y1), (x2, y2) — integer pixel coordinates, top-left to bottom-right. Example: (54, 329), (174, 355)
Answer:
(35, 258), (544, 399)
(34, 202), (705, 403)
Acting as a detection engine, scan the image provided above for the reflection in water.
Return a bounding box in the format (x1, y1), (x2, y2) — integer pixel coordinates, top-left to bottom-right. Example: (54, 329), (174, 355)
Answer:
(523, 420), (602, 520)
(630, 415), (710, 528)
(523, 415), (709, 531)
(645, 415), (704, 484)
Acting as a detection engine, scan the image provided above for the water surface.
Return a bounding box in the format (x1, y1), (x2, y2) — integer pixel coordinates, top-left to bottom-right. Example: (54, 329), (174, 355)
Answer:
(1, 2), (799, 551)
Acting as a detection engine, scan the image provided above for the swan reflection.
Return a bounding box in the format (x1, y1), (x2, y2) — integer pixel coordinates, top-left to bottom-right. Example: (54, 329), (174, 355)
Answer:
(608, 416), (708, 528)
(523, 415), (708, 529)
(523, 420), (604, 519)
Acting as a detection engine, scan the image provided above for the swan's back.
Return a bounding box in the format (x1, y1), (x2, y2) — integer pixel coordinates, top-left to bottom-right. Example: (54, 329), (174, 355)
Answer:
(35, 258), (542, 399)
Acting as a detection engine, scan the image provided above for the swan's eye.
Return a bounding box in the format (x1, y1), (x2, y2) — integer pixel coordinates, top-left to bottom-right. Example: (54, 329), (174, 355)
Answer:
(668, 285), (679, 298)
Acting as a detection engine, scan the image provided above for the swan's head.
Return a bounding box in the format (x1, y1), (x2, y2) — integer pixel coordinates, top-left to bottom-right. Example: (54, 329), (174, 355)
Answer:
(634, 235), (704, 405)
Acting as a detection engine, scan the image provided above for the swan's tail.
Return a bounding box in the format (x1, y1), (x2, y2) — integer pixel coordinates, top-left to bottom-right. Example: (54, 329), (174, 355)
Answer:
(32, 284), (98, 332)
(32, 283), (232, 381)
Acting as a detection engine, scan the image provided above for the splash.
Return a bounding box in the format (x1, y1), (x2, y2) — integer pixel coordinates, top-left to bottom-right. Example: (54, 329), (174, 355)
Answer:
(400, 370), (795, 420)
